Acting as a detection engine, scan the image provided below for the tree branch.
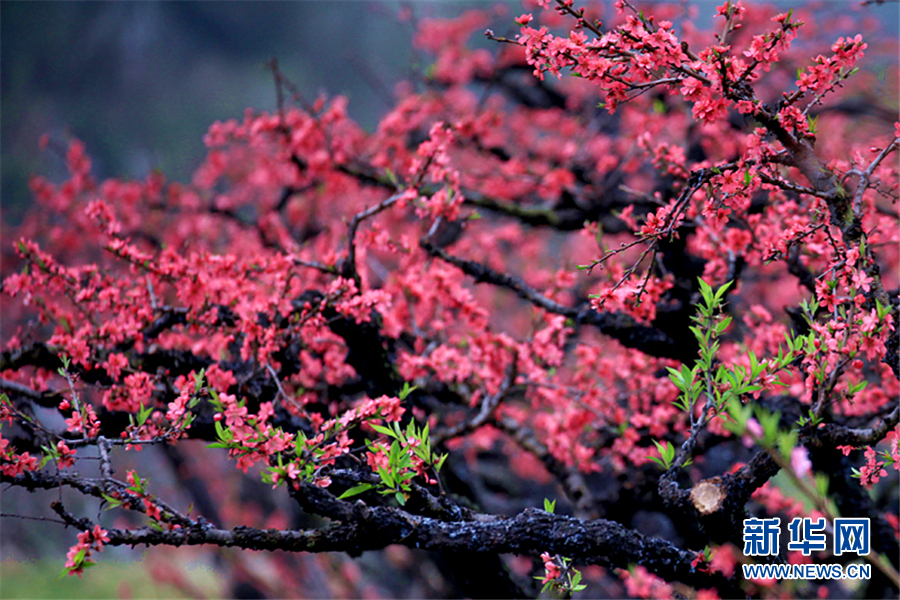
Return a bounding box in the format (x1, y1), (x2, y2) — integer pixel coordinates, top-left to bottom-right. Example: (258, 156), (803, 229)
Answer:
(36, 478), (739, 596)
(420, 239), (682, 360)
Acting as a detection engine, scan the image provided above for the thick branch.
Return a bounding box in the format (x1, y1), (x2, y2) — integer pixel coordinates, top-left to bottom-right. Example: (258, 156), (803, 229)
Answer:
(0, 378), (58, 405)
(41, 480), (737, 596)
(808, 405), (900, 449)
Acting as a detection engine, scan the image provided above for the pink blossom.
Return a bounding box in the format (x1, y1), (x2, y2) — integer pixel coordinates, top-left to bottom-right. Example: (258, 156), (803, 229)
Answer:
(790, 446), (812, 479)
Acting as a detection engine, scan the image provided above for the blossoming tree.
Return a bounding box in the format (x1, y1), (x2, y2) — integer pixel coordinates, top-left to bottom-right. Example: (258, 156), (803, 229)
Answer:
(1, 1), (898, 598)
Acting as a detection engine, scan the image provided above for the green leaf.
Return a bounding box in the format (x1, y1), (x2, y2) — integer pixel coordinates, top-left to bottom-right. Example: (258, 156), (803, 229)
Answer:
(808, 115), (818, 133)
(338, 483), (374, 500)
(213, 418), (232, 442)
(777, 431), (798, 459)
(370, 424), (396, 438)
(697, 278), (713, 307)
(713, 279), (733, 302)
(647, 456), (668, 469)
(544, 498), (556, 513)
(651, 439), (674, 469)
(137, 402), (153, 427)
(194, 369), (206, 393)
(394, 492), (407, 506)
(666, 366), (686, 391)
(848, 380), (867, 395)
(399, 382), (418, 400)
(715, 316), (732, 333)
(724, 398), (751, 433)
(378, 467), (395, 488)
(672, 398), (690, 413)
(435, 453), (448, 471)
(100, 493), (122, 509)
(390, 439), (402, 459)
(689, 325), (704, 343)
(691, 379), (703, 399)
(876, 299), (890, 319)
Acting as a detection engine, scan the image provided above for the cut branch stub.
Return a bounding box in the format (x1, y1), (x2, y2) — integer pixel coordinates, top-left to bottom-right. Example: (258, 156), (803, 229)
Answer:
(690, 477), (727, 516)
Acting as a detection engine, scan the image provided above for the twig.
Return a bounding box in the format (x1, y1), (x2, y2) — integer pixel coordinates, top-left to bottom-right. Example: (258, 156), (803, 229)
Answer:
(434, 361), (516, 446)
(266, 363), (290, 404)
(97, 436), (114, 480)
(421, 238), (577, 318)
(341, 190), (406, 280)
(0, 513), (67, 525)
(851, 137), (899, 217)
(758, 173), (830, 199)
(292, 257), (337, 274)
(420, 237), (681, 359)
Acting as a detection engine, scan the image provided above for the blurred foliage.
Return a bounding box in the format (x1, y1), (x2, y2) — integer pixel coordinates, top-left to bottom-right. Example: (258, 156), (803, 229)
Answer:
(0, 558), (222, 599)
(0, 1), (453, 224)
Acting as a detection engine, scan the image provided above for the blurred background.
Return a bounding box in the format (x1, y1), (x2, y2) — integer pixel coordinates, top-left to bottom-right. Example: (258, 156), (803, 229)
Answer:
(1, 1), (516, 227)
(1, 1), (898, 598)
(3, 0), (897, 225)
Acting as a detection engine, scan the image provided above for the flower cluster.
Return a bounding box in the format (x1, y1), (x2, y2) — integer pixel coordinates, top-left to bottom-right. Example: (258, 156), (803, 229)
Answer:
(64, 525), (110, 578)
